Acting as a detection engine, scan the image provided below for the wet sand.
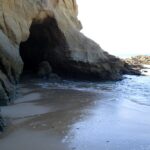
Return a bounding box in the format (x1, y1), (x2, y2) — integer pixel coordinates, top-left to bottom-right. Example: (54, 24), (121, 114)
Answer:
(1, 79), (150, 150)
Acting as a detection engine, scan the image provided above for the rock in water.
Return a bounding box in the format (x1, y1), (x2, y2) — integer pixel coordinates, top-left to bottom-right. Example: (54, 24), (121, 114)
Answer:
(0, 0), (124, 105)
(123, 55), (150, 75)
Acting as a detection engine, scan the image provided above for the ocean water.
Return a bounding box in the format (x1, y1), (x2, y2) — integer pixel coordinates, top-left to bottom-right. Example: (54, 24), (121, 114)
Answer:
(1, 68), (150, 150)
(37, 72), (150, 106)
(34, 69), (150, 150)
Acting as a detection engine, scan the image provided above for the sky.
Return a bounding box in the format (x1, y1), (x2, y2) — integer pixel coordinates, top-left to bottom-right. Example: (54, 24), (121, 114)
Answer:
(77, 0), (150, 58)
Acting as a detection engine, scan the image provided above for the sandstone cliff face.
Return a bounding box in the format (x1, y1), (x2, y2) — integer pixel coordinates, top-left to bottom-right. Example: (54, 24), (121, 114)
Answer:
(0, 0), (124, 105)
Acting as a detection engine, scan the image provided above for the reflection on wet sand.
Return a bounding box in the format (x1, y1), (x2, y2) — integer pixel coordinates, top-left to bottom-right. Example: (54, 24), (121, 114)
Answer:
(0, 83), (98, 150)
(0, 75), (150, 150)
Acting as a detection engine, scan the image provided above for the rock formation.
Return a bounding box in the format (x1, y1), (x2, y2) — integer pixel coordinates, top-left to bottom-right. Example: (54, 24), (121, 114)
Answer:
(125, 55), (150, 66)
(121, 55), (150, 75)
(38, 61), (52, 79)
(0, 114), (4, 132)
(0, 0), (125, 105)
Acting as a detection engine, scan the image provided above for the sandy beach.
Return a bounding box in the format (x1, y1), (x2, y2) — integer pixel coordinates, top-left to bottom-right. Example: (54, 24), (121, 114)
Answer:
(1, 77), (150, 150)
(0, 80), (97, 150)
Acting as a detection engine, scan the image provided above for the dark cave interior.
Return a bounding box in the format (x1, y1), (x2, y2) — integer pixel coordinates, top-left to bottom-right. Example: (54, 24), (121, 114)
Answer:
(20, 17), (69, 76)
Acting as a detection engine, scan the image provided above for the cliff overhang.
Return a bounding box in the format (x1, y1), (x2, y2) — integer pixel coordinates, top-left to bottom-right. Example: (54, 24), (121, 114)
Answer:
(0, 0), (124, 106)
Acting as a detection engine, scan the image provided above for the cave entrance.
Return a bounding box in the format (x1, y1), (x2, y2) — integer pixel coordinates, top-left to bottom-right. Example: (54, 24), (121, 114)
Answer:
(20, 17), (69, 78)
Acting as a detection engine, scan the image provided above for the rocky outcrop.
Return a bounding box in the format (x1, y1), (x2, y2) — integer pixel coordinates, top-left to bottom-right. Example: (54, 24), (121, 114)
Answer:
(121, 62), (141, 75)
(122, 55), (150, 75)
(125, 55), (150, 66)
(0, 0), (124, 105)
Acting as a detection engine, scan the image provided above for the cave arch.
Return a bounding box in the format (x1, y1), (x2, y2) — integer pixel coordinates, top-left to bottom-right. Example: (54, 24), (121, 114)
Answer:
(20, 17), (69, 76)
(19, 16), (107, 80)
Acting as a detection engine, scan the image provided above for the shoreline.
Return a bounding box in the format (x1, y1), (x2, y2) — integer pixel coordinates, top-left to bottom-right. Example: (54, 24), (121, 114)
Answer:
(0, 82), (98, 150)
(1, 76), (150, 150)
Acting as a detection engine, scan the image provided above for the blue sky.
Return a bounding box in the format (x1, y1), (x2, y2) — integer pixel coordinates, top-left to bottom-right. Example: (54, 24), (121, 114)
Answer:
(77, 0), (150, 58)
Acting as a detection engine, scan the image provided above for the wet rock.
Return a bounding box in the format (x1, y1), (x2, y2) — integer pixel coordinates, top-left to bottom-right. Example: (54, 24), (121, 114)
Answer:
(38, 61), (52, 79)
(49, 73), (61, 81)
(0, 113), (5, 132)
(122, 62), (141, 75)
(37, 61), (61, 81)
(122, 56), (150, 75)
(0, 70), (16, 106)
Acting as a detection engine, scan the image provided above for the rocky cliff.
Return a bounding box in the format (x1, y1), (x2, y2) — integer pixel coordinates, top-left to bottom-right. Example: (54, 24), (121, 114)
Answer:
(0, 0), (124, 105)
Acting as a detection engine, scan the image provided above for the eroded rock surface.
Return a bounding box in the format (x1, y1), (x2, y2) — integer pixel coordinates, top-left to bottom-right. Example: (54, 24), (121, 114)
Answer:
(0, 0), (124, 105)
(0, 112), (5, 132)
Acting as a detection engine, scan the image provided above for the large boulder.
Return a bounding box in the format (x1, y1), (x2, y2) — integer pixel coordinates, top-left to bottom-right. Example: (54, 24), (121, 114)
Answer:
(0, 0), (124, 105)
(38, 61), (52, 79)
